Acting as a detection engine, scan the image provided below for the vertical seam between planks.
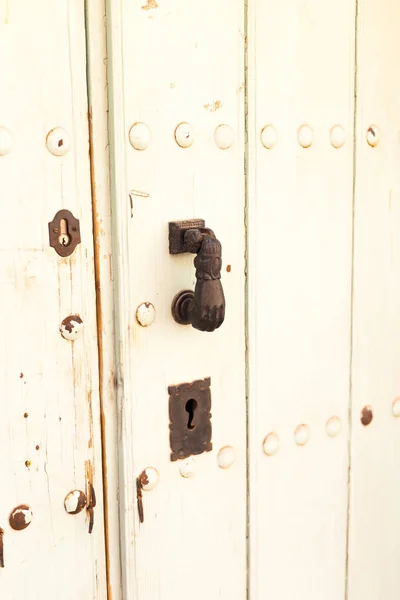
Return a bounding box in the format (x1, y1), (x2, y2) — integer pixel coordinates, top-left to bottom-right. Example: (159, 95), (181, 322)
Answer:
(345, 1), (359, 598)
(244, 0), (250, 599)
(84, 2), (114, 597)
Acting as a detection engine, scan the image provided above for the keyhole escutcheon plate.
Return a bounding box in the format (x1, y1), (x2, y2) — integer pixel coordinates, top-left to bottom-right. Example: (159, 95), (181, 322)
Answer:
(48, 209), (81, 257)
(168, 377), (212, 462)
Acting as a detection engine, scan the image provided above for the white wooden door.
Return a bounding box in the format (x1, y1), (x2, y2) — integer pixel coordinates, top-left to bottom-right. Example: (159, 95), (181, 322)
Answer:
(106, 0), (247, 599)
(106, 1), (400, 600)
(0, 2), (107, 598)
(3, 0), (400, 599)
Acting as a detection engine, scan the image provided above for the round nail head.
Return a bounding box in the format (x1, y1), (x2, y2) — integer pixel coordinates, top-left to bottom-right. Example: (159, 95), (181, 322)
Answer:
(9, 505), (33, 531)
(136, 302), (156, 327)
(46, 127), (70, 156)
(294, 424), (310, 446)
(179, 457), (196, 478)
(330, 125), (346, 148)
(298, 125), (313, 148)
(217, 446), (236, 469)
(326, 416), (341, 437)
(60, 315), (84, 341)
(214, 124), (234, 149)
(262, 432), (279, 456)
(175, 122), (194, 148)
(64, 490), (87, 515)
(129, 122), (152, 150)
(139, 467), (159, 491)
(261, 125), (277, 149)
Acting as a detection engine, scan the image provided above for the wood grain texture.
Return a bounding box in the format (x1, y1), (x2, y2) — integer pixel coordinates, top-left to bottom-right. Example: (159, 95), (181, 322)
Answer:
(247, 0), (356, 598)
(106, 0), (246, 598)
(0, 1), (106, 597)
(347, 0), (400, 597)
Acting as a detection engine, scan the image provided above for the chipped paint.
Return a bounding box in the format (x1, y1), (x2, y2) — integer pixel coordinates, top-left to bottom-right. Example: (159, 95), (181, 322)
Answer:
(141, 0), (158, 10)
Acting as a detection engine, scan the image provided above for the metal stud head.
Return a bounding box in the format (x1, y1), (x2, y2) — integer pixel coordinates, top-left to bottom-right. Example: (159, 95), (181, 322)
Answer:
(60, 315), (83, 341)
(214, 124), (234, 149)
(175, 122), (194, 148)
(262, 432), (279, 456)
(217, 446), (236, 469)
(9, 505), (33, 531)
(129, 122), (152, 150)
(260, 125), (277, 149)
(136, 302), (156, 327)
(64, 490), (87, 515)
(298, 125), (313, 148)
(294, 424), (310, 446)
(46, 127), (70, 156)
(138, 467), (159, 491)
(178, 457), (196, 478)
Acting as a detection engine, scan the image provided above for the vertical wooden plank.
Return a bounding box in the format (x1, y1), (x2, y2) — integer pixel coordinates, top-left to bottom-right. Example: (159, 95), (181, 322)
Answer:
(106, 0), (246, 598)
(85, 0), (122, 597)
(0, 1), (106, 597)
(247, 1), (356, 598)
(348, 1), (400, 598)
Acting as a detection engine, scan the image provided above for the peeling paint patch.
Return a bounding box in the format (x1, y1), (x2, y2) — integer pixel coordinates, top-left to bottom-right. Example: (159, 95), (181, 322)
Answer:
(204, 100), (223, 113)
(142, 0), (158, 9)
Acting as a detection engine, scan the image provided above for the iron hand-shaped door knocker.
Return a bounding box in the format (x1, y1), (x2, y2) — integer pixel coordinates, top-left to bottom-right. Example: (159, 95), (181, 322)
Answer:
(169, 220), (225, 332)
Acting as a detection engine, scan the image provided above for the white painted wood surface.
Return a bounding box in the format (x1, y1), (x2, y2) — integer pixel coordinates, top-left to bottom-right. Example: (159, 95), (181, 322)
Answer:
(0, 1), (106, 598)
(247, 0), (355, 598)
(106, 0), (247, 598)
(347, 0), (400, 597)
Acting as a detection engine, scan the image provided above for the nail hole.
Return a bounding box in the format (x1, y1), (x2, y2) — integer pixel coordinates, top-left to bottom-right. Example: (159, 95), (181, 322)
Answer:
(20, 373), (23, 379)
(226, 265), (231, 273)
(35, 445), (40, 451)
(58, 139), (63, 147)
(185, 399), (197, 430)
(361, 405), (373, 426)
(25, 460), (31, 468)
(23, 413), (28, 419)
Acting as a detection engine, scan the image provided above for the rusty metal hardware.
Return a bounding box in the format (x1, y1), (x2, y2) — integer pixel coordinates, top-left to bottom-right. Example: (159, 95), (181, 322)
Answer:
(0, 529), (4, 568)
(169, 220), (225, 332)
(87, 482), (96, 534)
(48, 209), (81, 257)
(64, 490), (87, 515)
(9, 505), (32, 531)
(136, 477), (145, 524)
(168, 377), (212, 461)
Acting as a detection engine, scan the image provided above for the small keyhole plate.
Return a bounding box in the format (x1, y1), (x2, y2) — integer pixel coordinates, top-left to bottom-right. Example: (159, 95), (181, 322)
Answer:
(168, 377), (212, 462)
(48, 209), (81, 257)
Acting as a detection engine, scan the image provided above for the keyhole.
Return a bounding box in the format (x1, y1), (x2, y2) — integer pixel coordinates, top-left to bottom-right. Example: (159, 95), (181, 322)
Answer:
(58, 218), (70, 247)
(185, 399), (197, 430)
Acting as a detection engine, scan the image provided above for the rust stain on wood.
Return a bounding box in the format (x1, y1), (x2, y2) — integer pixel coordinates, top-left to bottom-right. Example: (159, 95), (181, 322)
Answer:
(88, 106), (114, 600)
(142, 0), (158, 9)
(204, 100), (223, 112)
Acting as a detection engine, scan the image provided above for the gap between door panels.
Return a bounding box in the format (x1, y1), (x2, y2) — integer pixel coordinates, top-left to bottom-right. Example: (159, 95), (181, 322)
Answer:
(84, 1), (122, 599)
(345, 1), (359, 599)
